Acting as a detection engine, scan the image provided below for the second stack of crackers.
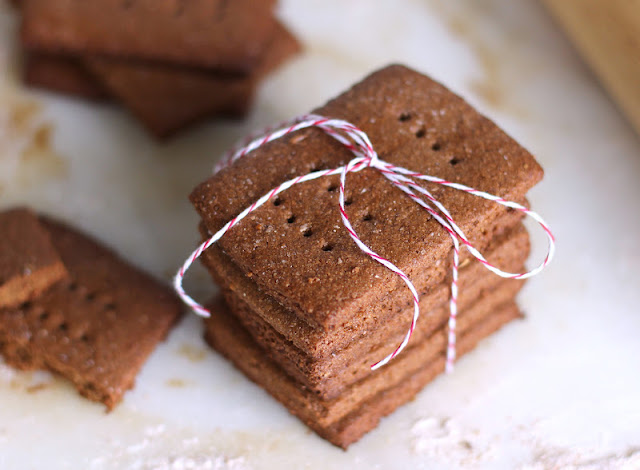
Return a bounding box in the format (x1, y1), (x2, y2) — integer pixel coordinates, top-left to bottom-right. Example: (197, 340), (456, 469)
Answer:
(190, 65), (544, 448)
(16, 0), (301, 138)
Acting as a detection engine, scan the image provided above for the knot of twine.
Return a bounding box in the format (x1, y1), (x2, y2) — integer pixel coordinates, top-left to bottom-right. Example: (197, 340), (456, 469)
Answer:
(175, 115), (555, 372)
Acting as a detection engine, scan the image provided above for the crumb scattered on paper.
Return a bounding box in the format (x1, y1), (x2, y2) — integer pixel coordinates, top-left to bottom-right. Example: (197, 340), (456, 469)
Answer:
(0, 91), (67, 191)
(177, 344), (207, 363)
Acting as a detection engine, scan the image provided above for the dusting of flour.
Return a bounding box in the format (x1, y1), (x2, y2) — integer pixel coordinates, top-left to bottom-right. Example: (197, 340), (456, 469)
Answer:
(411, 417), (496, 465)
(89, 424), (250, 470)
(411, 416), (640, 469)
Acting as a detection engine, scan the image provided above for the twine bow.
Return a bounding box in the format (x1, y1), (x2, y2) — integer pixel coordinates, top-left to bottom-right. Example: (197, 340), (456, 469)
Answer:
(175, 115), (555, 372)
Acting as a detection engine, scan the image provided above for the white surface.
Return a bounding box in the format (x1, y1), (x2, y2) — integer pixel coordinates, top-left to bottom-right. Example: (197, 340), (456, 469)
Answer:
(1, 1), (640, 469)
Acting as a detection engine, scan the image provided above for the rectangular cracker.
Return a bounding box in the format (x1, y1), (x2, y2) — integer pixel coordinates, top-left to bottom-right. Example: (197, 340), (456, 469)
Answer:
(191, 64), (543, 331)
(0, 217), (183, 409)
(85, 22), (301, 138)
(0, 208), (67, 309)
(24, 53), (110, 101)
(204, 296), (521, 449)
(20, 0), (278, 72)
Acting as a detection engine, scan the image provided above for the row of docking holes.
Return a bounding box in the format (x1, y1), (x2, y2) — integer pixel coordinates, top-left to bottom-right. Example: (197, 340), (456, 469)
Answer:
(399, 112), (461, 166)
(19, 282), (116, 344)
(271, 183), (375, 253)
(265, 110), (462, 251)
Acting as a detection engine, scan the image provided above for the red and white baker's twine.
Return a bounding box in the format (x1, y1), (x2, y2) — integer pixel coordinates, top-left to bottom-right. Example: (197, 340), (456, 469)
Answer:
(175, 115), (555, 373)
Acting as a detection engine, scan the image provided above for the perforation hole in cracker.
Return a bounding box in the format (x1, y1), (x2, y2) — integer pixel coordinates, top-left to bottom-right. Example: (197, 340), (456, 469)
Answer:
(68, 323), (90, 341)
(309, 162), (331, 173)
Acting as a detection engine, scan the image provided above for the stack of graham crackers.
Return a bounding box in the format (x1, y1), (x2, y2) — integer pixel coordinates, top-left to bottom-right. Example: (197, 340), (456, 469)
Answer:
(0, 208), (182, 409)
(189, 65), (543, 448)
(13, 0), (301, 138)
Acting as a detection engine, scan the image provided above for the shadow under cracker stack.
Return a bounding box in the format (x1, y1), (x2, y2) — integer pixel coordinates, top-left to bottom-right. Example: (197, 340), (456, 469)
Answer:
(185, 64), (551, 448)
